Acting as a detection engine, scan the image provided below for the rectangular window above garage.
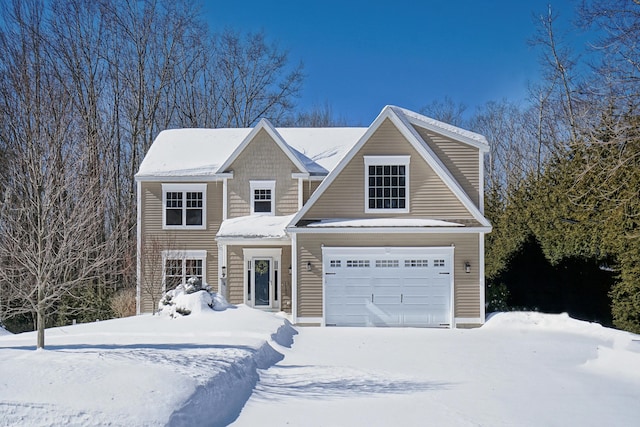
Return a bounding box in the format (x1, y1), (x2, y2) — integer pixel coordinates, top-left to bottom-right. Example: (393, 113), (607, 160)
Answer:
(162, 184), (206, 230)
(364, 155), (410, 213)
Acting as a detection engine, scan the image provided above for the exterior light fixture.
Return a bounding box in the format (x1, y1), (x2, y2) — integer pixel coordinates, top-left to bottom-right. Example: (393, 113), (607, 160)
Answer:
(306, 261), (312, 271)
(288, 265), (292, 274)
(221, 266), (227, 278)
(464, 262), (471, 274)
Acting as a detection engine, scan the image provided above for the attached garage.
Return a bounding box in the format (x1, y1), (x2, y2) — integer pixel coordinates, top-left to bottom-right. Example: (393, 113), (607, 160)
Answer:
(322, 247), (454, 327)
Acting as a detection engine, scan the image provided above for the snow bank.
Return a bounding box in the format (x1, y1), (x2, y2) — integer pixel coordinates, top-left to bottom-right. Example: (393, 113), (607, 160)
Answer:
(0, 325), (11, 336)
(485, 311), (626, 340)
(0, 304), (292, 427)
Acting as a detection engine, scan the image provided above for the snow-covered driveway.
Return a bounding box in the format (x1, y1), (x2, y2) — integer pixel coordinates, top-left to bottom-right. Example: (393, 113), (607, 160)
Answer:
(235, 313), (640, 427)
(1, 309), (639, 426)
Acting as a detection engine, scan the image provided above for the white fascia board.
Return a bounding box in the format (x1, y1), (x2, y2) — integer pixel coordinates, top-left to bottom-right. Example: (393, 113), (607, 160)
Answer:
(286, 226), (492, 234)
(215, 237), (292, 246)
(216, 119), (309, 174)
(392, 106), (489, 152)
(388, 108), (492, 228)
(135, 174), (230, 182)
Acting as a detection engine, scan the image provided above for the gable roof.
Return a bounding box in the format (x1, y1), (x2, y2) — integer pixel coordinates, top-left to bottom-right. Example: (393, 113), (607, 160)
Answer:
(135, 124), (367, 180)
(288, 105), (492, 229)
(217, 119), (316, 175)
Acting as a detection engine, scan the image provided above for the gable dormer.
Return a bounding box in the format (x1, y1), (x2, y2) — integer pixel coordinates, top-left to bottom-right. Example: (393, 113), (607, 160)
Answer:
(290, 107), (490, 228)
(219, 120), (323, 218)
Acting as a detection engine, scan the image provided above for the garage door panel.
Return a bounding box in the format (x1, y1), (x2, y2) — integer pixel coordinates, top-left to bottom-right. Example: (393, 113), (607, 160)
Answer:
(323, 247), (453, 327)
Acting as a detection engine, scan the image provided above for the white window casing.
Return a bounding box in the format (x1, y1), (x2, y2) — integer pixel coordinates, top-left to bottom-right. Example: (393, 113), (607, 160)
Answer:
(364, 155), (410, 214)
(250, 180), (276, 215)
(162, 183), (207, 230)
(161, 250), (207, 291)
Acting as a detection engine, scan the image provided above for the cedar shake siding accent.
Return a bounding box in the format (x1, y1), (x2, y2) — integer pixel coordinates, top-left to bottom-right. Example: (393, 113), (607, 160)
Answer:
(302, 119), (473, 221)
(227, 244), (292, 312)
(412, 125), (481, 207)
(227, 128), (301, 218)
(296, 233), (481, 319)
(139, 181), (222, 313)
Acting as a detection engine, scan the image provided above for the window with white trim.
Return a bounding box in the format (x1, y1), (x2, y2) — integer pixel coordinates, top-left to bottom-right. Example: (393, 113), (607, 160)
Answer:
(364, 156), (410, 213)
(250, 180), (275, 215)
(162, 250), (206, 291)
(162, 184), (206, 229)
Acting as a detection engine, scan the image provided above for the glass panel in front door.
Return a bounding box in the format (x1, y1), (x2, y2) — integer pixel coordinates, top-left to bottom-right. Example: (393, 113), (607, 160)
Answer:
(254, 259), (270, 306)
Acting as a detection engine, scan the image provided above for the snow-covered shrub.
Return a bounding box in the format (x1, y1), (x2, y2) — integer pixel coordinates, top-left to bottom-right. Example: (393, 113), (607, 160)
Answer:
(158, 277), (232, 318)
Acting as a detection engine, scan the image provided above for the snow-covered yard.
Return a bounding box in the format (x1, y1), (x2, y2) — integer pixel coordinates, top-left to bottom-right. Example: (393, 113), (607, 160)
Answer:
(1, 306), (639, 427)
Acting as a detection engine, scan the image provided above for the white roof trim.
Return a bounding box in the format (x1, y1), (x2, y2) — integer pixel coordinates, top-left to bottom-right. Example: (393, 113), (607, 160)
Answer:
(389, 106), (490, 152)
(216, 237), (291, 245)
(287, 226), (492, 234)
(216, 118), (309, 174)
(288, 105), (491, 229)
(134, 173), (232, 182)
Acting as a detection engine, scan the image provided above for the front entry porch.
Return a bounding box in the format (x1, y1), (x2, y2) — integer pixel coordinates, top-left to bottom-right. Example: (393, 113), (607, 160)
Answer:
(221, 245), (292, 313)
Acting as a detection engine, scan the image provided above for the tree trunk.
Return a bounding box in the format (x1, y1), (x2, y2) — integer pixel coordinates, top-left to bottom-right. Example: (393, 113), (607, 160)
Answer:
(37, 281), (44, 349)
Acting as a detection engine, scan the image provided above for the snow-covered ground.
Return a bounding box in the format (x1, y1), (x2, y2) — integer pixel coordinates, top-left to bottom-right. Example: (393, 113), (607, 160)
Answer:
(1, 308), (639, 427)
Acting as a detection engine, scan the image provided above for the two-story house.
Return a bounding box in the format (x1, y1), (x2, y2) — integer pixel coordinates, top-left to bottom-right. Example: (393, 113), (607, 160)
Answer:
(135, 105), (492, 327)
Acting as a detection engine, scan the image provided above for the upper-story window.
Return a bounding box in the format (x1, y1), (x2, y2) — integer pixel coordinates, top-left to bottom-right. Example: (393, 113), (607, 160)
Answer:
(162, 183), (207, 229)
(250, 180), (275, 215)
(364, 156), (410, 213)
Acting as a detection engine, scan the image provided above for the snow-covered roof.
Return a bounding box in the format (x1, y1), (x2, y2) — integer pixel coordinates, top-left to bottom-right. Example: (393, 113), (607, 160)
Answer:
(216, 214), (295, 240)
(136, 126), (367, 180)
(306, 218), (464, 228)
(389, 105), (489, 150)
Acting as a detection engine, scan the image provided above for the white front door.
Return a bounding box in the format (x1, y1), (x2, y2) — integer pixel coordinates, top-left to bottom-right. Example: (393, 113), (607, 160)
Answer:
(252, 258), (273, 307)
(244, 248), (281, 309)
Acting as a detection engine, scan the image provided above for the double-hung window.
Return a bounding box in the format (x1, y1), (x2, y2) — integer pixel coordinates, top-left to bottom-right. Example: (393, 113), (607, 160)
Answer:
(250, 180), (275, 215)
(162, 184), (206, 229)
(364, 156), (410, 213)
(162, 250), (206, 291)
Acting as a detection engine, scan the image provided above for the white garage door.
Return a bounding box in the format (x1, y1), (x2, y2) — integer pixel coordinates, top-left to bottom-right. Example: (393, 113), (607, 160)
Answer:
(323, 247), (454, 327)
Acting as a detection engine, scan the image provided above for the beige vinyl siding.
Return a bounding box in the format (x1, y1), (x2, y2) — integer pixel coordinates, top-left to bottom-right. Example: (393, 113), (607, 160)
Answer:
(303, 118), (473, 220)
(227, 246), (245, 305)
(226, 244), (292, 313)
(227, 128), (301, 218)
(295, 232), (481, 319)
(139, 181), (222, 313)
(413, 125), (480, 207)
(302, 180), (322, 205)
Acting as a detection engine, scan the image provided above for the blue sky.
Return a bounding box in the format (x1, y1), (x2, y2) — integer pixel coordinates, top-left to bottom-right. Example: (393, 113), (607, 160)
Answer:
(203, 0), (584, 125)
